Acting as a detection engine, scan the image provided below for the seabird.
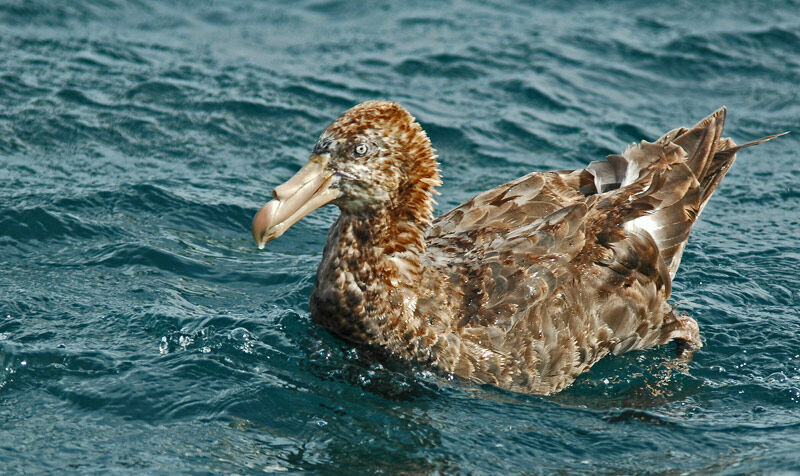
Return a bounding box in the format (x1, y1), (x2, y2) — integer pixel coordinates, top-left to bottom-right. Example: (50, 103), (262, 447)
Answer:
(252, 101), (782, 395)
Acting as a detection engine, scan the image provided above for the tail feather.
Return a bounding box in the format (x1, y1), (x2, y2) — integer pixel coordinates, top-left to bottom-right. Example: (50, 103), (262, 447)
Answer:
(671, 107), (725, 181)
(698, 131), (788, 212)
(586, 108), (784, 279)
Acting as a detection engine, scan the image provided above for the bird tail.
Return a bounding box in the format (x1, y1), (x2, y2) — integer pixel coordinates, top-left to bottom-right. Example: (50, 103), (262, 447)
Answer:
(587, 107), (785, 279)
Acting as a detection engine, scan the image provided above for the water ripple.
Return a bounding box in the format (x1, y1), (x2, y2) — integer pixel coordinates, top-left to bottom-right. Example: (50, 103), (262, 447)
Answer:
(1, 0), (799, 473)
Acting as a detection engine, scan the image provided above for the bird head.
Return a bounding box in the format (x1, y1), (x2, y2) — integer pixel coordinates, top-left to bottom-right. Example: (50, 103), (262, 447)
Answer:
(252, 101), (439, 248)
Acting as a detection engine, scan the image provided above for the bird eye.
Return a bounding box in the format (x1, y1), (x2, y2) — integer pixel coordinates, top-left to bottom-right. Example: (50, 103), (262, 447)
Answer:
(353, 143), (369, 156)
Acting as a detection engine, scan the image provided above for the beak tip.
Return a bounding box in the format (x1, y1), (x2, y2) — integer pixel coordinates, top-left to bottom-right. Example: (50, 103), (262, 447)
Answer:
(252, 229), (269, 250)
(252, 201), (277, 249)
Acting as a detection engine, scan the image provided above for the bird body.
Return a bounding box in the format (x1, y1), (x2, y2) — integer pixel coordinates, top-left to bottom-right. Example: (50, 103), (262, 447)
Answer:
(252, 101), (781, 395)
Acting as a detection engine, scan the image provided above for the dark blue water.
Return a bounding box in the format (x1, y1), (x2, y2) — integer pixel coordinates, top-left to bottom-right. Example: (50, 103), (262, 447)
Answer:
(2, 1), (799, 473)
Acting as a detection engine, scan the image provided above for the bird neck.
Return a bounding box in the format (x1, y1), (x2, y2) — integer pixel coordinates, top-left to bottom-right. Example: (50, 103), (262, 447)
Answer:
(334, 195), (430, 291)
(309, 186), (440, 350)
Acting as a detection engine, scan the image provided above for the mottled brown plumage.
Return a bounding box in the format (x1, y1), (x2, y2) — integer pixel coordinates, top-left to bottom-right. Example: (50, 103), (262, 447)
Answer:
(252, 101), (782, 395)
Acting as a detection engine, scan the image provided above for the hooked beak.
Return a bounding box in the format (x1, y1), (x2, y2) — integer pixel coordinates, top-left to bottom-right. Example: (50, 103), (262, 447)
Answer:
(252, 155), (341, 249)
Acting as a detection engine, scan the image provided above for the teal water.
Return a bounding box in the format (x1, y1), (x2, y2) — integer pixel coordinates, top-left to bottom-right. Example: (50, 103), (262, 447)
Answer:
(2, 1), (799, 473)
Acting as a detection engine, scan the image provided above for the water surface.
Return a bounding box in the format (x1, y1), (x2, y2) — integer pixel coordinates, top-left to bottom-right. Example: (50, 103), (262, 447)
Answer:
(1, 1), (799, 473)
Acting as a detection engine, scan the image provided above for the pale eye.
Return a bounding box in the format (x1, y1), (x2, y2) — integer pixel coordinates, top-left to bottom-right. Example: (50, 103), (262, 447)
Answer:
(353, 143), (369, 156)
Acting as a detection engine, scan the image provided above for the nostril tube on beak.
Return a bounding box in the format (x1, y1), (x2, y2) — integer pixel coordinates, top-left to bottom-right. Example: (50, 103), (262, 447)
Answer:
(252, 154), (340, 250)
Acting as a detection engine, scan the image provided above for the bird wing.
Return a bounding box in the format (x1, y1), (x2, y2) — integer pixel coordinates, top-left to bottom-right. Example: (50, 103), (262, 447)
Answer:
(424, 169), (595, 330)
(420, 109), (781, 392)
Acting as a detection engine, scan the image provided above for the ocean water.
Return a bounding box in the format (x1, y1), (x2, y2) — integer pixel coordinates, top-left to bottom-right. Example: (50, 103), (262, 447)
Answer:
(1, 0), (799, 473)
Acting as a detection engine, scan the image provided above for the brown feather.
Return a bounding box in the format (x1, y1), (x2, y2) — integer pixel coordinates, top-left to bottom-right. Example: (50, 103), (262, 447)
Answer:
(265, 101), (783, 395)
